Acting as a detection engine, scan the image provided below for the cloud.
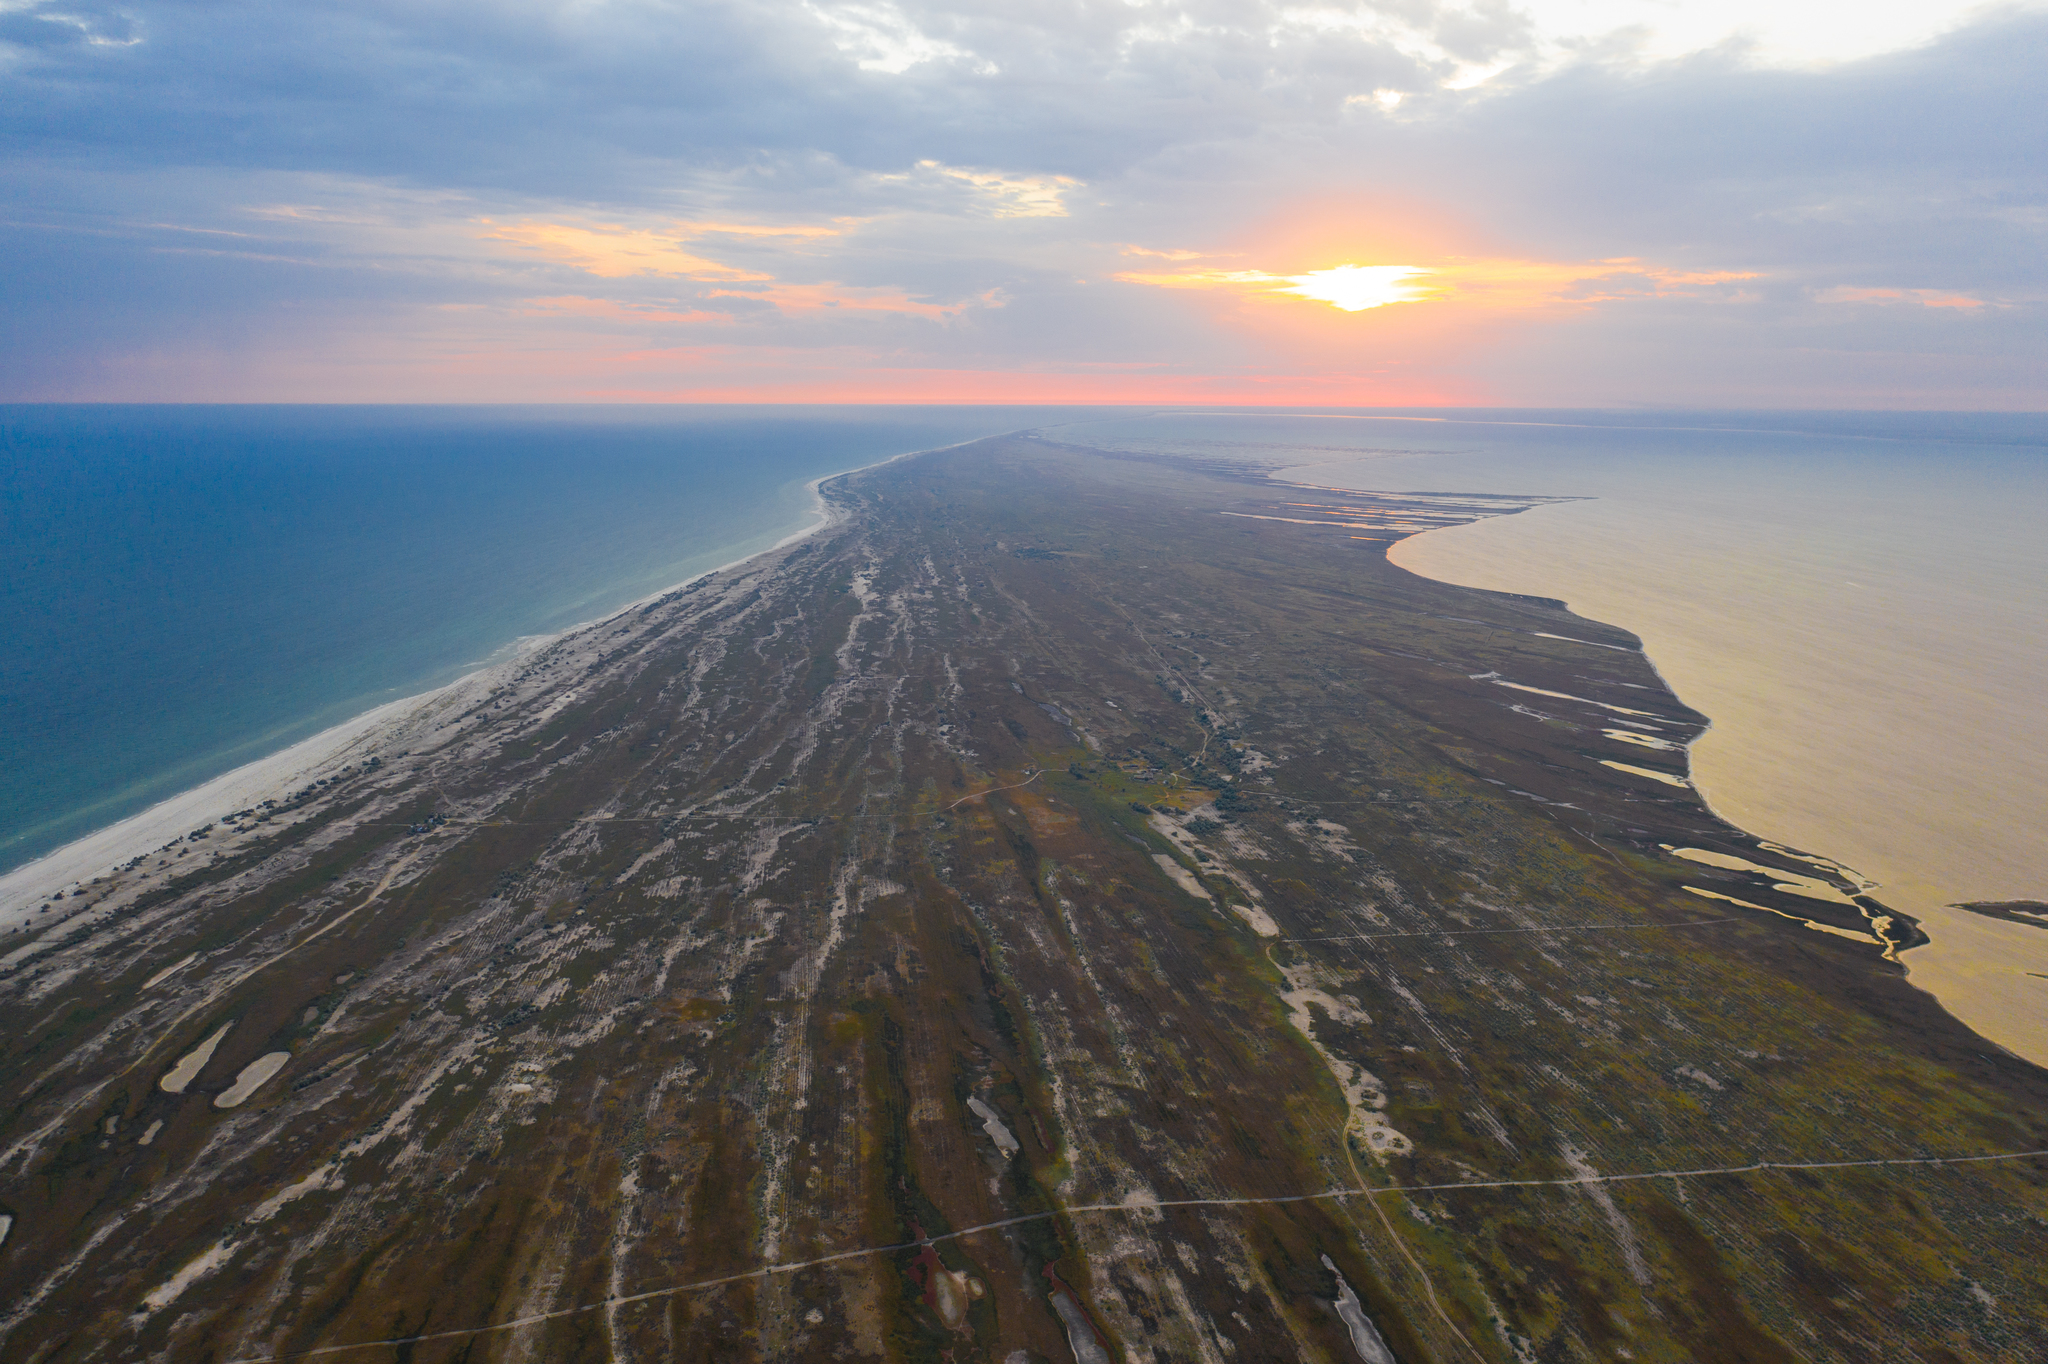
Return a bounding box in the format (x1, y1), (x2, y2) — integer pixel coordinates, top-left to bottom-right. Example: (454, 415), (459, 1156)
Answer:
(805, 0), (995, 74)
(481, 220), (773, 281)
(891, 162), (1081, 219)
(1816, 287), (1993, 310)
(521, 296), (732, 325)
(1, 0), (2043, 403)
(703, 279), (1000, 319)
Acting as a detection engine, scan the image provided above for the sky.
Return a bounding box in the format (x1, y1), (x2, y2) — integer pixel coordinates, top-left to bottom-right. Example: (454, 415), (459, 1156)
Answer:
(2, 0), (2043, 406)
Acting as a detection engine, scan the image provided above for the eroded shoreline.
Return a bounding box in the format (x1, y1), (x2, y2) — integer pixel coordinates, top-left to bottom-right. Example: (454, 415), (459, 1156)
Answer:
(1374, 488), (2048, 1067)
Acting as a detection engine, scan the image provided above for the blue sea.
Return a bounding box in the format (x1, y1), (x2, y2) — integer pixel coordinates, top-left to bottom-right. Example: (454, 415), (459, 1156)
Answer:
(0, 405), (1116, 873)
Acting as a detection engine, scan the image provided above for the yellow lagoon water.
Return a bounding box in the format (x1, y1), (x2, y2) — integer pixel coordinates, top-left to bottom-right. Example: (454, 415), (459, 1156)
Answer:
(1058, 411), (2048, 1066)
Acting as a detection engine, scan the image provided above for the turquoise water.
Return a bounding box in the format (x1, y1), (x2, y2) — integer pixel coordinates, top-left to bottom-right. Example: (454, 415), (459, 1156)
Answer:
(0, 405), (1107, 872)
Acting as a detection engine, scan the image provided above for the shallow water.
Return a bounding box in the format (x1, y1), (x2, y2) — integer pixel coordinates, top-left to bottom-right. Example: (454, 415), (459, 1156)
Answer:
(1055, 410), (2048, 1064)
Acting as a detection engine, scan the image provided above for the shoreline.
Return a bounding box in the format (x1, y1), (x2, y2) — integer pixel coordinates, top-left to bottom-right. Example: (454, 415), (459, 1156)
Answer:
(1355, 478), (2048, 1068)
(0, 434), (1004, 932)
(4, 433), (2046, 1357)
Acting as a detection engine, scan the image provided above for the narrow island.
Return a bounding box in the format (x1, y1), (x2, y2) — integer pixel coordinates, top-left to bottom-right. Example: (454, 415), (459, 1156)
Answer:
(1, 437), (2042, 1362)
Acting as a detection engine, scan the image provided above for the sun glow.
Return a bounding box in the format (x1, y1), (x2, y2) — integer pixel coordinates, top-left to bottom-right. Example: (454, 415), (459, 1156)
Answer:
(1117, 252), (1760, 315)
(1278, 264), (1433, 311)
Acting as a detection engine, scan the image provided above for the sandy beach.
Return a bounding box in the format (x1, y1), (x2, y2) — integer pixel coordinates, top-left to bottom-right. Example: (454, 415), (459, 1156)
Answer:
(0, 449), (916, 938)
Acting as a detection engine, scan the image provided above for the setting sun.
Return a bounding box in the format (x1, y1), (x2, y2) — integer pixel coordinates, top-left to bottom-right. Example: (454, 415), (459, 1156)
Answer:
(1278, 263), (1433, 310)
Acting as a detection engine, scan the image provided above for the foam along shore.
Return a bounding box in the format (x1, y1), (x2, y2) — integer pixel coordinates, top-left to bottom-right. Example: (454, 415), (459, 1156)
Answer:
(0, 438), (948, 942)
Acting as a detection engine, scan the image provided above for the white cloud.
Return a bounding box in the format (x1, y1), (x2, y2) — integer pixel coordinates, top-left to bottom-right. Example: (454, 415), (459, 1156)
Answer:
(1515, 0), (2034, 68)
(883, 161), (1083, 218)
(805, 1), (995, 74)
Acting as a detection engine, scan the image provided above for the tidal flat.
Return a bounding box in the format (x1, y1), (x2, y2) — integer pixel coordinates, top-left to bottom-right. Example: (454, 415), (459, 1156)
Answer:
(0, 438), (2043, 1362)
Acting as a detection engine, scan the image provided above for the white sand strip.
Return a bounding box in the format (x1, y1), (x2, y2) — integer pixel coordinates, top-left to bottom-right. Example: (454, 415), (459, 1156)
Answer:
(159, 1022), (233, 1094)
(1532, 631), (1634, 652)
(250, 1163), (335, 1222)
(215, 1052), (290, 1109)
(1683, 887), (1878, 944)
(1600, 760), (1690, 788)
(1494, 680), (1660, 718)
(1605, 728), (1681, 752)
(141, 953), (199, 991)
(141, 1240), (233, 1312)
(1151, 854), (1213, 902)
(1666, 847), (1857, 905)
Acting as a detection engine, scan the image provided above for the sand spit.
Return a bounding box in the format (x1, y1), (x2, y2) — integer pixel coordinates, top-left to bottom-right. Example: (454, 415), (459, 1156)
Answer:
(1375, 461), (2048, 1066)
(5, 438), (2047, 1361)
(1683, 887), (1880, 945)
(1492, 680), (1660, 719)
(215, 1052), (289, 1109)
(1756, 841), (1873, 888)
(1665, 847), (1857, 906)
(1599, 760), (1689, 788)
(1603, 728), (1680, 752)
(158, 1022), (232, 1094)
